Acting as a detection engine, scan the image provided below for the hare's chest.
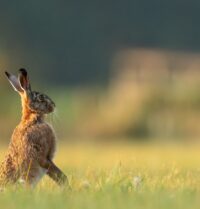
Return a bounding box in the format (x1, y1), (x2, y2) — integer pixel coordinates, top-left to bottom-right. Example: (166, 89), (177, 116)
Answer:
(31, 123), (56, 147)
(12, 123), (56, 157)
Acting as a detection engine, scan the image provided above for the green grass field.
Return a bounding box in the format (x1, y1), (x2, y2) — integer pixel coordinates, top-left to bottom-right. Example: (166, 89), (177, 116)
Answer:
(0, 143), (200, 209)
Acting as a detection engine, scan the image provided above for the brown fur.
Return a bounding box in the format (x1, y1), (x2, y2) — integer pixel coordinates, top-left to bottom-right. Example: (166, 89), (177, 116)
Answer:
(0, 69), (68, 187)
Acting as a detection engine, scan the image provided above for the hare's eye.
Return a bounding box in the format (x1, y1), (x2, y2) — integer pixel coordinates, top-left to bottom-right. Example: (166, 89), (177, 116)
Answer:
(38, 95), (44, 101)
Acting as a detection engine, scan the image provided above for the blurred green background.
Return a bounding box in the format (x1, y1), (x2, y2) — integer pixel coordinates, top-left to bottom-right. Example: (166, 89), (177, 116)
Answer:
(1, 0), (200, 142)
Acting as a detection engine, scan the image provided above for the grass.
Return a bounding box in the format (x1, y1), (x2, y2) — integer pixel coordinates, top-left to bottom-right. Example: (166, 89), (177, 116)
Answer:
(0, 142), (200, 209)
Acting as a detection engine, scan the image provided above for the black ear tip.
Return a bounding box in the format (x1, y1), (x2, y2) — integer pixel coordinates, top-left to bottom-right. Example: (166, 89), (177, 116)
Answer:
(5, 71), (10, 78)
(19, 68), (27, 76)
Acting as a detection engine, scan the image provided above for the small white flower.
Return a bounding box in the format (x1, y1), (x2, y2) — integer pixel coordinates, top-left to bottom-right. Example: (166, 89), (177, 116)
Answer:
(81, 180), (91, 189)
(132, 176), (142, 189)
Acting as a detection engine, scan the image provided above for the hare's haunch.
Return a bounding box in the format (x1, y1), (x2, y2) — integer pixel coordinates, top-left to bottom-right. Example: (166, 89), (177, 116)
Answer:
(0, 69), (68, 187)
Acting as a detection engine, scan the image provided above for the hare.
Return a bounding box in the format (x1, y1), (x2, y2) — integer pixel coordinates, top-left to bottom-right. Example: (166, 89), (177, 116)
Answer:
(0, 69), (68, 187)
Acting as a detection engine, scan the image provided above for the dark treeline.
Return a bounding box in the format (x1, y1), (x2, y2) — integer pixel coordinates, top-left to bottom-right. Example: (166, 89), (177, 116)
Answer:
(1, 0), (200, 86)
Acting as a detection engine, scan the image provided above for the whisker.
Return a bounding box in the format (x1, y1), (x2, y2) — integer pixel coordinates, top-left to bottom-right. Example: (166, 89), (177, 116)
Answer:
(50, 108), (61, 129)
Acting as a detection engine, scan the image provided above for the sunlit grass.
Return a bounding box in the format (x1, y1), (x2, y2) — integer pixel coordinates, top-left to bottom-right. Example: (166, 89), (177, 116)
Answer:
(0, 142), (200, 209)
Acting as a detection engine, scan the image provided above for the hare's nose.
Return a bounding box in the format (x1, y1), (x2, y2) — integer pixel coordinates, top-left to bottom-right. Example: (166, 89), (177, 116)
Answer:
(49, 105), (55, 112)
(52, 102), (56, 108)
(48, 101), (55, 112)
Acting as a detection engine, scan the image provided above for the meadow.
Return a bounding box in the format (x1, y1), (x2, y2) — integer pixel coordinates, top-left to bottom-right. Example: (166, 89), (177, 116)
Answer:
(1, 52), (200, 209)
(0, 142), (200, 209)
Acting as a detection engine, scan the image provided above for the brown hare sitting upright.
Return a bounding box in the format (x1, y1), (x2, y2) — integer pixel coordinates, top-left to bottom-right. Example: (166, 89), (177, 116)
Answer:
(0, 69), (68, 187)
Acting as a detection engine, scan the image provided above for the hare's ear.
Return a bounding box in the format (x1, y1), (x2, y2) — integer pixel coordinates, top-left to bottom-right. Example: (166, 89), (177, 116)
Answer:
(18, 68), (31, 92)
(5, 72), (24, 92)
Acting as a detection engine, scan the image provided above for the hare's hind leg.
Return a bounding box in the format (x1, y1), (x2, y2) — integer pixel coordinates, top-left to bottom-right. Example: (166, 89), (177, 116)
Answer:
(0, 158), (19, 187)
(0, 169), (19, 187)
